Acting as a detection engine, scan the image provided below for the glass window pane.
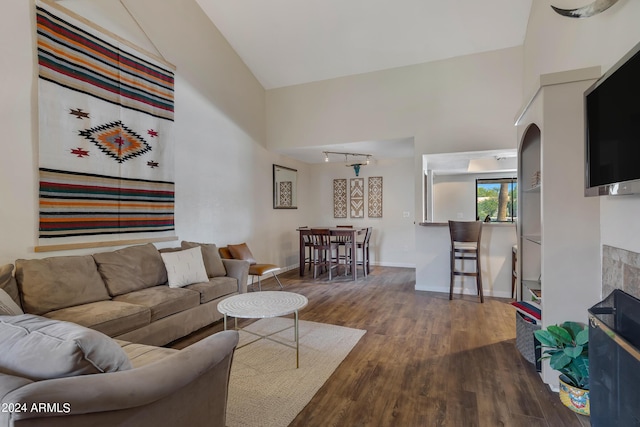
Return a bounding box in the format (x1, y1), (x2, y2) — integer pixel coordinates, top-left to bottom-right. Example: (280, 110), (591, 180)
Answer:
(476, 178), (517, 222)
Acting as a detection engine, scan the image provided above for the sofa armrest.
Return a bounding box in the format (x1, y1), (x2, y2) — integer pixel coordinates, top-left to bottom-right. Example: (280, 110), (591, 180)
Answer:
(3, 330), (239, 423)
(222, 259), (249, 294)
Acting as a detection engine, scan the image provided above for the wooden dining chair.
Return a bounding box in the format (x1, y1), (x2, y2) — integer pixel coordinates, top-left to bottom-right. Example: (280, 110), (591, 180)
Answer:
(355, 227), (372, 277)
(309, 228), (340, 279)
(448, 220), (483, 303)
(334, 225), (353, 272)
(341, 227), (372, 278)
(299, 227), (314, 272)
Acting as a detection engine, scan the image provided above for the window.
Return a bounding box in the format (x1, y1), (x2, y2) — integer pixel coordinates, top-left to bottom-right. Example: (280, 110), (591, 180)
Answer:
(476, 178), (517, 222)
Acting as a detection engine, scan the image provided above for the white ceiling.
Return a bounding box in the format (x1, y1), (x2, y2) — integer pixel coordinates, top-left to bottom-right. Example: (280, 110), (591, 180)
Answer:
(195, 0), (533, 90)
(194, 0), (534, 164)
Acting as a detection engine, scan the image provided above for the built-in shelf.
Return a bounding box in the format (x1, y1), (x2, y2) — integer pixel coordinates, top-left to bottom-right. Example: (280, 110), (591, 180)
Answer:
(524, 235), (541, 245)
(516, 68), (602, 388)
(522, 280), (542, 302)
(524, 184), (541, 193)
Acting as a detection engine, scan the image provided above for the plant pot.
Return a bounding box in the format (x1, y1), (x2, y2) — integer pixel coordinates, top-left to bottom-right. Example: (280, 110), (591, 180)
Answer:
(558, 375), (590, 416)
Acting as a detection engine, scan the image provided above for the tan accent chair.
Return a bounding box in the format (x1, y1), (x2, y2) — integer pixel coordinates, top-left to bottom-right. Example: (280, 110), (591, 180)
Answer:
(220, 243), (283, 291)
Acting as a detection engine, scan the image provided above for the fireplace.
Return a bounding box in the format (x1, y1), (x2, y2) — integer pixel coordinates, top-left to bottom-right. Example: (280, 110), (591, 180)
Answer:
(589, 290), (640, 426)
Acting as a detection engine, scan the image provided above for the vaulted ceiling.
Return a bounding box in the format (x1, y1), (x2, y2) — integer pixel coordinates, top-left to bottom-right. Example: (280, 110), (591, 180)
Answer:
(194, 0), (533, 163)
(195, 0), (533, 90)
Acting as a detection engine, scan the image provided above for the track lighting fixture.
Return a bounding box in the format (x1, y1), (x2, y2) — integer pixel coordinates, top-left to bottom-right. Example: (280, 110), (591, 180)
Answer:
(322, 151), (373, 176)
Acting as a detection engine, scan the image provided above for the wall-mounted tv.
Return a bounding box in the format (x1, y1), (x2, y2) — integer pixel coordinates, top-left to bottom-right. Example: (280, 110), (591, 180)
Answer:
(585, 41), (640, 196)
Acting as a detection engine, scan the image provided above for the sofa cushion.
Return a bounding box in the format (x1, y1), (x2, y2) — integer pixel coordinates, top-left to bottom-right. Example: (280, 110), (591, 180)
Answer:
(0, 264), (21, 308)
(160, 246), (209, 288)
(93, 243), (168, 297)
(185, 276), (239, 304)
(116, 340), (178, 368)
(113, 286), (200, 322)
(15, 256), (110, 315)
(227, 243), (257, 265)
(0, 314), (131, 381)
(44, 300), (151, 337)
(181, 241), (227, 277)
(0, 289), (23, 316)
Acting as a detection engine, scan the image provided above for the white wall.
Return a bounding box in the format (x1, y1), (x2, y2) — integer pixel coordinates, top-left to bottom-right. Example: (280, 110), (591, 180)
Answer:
(433, 176), (477, 222)
(432, 172), (516, 222)
(267, 47), (523, 157)
(523, 0), (640, 281)
(305, 157), (415, 268)
(267, 46), (524, 288)
(0, 0), (308, 268)
(523, 0), (640, 98)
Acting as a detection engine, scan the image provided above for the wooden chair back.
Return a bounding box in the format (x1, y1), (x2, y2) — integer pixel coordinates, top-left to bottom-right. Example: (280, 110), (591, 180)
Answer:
(310, 228), (333, 247)
(448, 221), (482, 246)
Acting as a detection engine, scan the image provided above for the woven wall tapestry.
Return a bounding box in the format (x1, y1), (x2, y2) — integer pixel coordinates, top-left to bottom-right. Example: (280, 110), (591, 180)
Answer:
(333, 179), (347, 218)
(350, 178), (364, 218)
(36, 0), (175, 238)
(368, 176), (383, 218)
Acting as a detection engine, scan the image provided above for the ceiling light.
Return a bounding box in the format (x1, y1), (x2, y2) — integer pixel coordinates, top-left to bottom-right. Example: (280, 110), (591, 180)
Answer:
(322, 151), (373, 176)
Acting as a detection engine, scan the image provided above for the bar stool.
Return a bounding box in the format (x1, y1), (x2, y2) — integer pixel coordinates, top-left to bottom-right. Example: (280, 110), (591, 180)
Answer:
(448, 220), (483, 303)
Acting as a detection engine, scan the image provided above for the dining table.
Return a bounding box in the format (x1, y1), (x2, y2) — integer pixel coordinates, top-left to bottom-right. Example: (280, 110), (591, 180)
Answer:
(297, 227), (367, 280)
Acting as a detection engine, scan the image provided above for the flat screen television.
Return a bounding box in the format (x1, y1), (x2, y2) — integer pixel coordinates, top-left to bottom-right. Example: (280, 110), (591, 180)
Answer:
(585, 41), (640, 196)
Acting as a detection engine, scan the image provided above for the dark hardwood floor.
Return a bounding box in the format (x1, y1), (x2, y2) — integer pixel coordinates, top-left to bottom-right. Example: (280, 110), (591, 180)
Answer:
(171, 266), (590, 427)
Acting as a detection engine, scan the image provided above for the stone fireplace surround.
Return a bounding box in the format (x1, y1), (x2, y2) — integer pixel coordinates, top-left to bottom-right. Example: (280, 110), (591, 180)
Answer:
(592, 245), (640, 426)
(602, 245), (640, 300)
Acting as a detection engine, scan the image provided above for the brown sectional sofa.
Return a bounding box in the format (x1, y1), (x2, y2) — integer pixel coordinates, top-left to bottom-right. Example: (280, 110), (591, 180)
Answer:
(9, 242), (249, 346)
(0, 242), (249, 426)
(0, 314), (239, 427)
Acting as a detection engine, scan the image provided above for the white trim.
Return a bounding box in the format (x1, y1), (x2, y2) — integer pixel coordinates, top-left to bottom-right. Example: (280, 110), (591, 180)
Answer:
(414, 284), (512, 299)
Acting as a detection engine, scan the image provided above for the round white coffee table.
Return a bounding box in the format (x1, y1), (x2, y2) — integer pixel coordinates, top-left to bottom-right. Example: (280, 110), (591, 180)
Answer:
(217, 291), (308, 368)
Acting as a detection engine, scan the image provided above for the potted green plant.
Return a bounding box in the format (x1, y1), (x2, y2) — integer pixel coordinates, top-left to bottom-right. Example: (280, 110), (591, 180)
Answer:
(533, 321), (590, 416)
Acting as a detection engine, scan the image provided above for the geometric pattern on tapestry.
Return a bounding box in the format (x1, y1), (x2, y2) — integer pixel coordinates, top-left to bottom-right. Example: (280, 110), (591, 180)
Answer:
(36, 1), (175, 238)
(36, 3), (174, 121)
(368, 176), (383, 218)
(279, 181), (292, 207)
(333, 179), (347, 218)
(79, 121), (152, 163)
(39, 168), (175, 238)
(350, 178), (364, 219)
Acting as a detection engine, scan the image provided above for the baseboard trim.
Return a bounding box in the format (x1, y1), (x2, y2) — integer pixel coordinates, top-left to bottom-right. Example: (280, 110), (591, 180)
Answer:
(281, 262), (416, 273)
(414, 285), (512, 299)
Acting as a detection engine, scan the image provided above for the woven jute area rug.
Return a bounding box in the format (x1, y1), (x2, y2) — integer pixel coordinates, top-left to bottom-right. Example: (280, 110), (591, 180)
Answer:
(226, 318), (366, 427)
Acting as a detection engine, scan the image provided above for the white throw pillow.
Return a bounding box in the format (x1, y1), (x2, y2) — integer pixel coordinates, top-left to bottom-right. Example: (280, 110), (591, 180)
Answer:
(161, 246), (209, 288)
(0, 288), (23, 316)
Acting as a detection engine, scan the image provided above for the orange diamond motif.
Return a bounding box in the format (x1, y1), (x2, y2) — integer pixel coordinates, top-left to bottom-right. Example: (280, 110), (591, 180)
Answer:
(79, 121), (151, 163)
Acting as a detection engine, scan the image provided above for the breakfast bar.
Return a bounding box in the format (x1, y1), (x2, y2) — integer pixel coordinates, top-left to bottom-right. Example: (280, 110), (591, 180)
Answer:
(415, 222), (517, 298)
